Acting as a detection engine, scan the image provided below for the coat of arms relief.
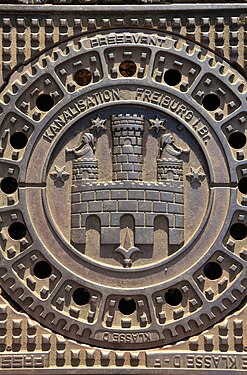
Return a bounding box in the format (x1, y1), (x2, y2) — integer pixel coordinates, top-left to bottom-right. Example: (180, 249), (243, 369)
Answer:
(49, 111), (206, 268)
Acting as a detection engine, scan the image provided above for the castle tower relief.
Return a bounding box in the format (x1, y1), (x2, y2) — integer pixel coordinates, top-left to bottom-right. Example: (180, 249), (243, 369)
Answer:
(66, 133), (98, 181)
(111, 114), (144, 181)
(70, 114), (187, 262)
(157, 133), (190, 182)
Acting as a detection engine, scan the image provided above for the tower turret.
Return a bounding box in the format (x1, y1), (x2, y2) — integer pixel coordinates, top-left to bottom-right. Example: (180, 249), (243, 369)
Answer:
(157, 132), (189, 182)
(67, 132), (98, 182)
(111, 114), (144, 181)
(72, 160), (98, 181)
(157, 159), (183, 182)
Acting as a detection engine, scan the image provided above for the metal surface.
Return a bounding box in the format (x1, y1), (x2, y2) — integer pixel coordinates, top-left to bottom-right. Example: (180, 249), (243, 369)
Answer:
(0, 2), (246, 373)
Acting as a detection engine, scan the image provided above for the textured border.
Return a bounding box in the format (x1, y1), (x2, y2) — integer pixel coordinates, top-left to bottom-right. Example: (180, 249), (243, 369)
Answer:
(0, 3), (246, 372)
(0, 3), (247, 10)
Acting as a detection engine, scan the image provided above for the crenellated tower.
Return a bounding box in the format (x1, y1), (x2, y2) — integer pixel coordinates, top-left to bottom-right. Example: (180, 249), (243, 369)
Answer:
(157, 160), (183, 182)
(72, 160), (98, 181)
(111, 114), (144, 181)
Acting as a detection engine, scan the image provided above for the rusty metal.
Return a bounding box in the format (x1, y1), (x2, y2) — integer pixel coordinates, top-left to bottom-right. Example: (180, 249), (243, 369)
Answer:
(0, 1), (246, 373)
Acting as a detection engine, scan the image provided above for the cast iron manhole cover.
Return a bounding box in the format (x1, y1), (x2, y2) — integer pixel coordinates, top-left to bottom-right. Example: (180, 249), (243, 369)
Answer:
(0, 28), (246, 352)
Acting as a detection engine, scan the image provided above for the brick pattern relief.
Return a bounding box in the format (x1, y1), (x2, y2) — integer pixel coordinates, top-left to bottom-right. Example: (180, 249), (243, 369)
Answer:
(71, 114), (185, 248)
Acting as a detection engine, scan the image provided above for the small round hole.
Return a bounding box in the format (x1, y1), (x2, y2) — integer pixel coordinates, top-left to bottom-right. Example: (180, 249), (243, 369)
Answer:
(8, 222), (26, 240)
(0, 177), (18, 194)
(238, 177), (247, 194)
(10, 132), (28, 149)
(36, 94), (54, 112)
(74, 69), (92, 86)
(203, 262), (222, 280)
(230, 222), (247, 240)
(118, 297), (136, 315)
(202, 93), (220, 111)
(72, 288), (90, 306)
(164, 69), (182, 86)
(119, 60), (137, 77)
(33, 261), (52, 279)
(164, 288), (183, 306)
(228, 132), (246, 149)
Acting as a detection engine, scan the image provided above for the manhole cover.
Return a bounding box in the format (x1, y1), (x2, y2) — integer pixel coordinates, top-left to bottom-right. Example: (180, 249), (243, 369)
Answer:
(0, 28), (246, 353)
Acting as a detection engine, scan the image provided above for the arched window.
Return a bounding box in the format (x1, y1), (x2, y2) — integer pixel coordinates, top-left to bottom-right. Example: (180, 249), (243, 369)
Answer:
(120, 214), (135, 246)
(85, 215), (101, 255)
(154, 215), (169, 259)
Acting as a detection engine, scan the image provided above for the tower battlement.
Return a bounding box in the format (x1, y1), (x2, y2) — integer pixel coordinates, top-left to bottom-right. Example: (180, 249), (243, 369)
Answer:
(157, 159), (183, 182)
(72, 160), (98, 181)
(111, 114), (144, 130)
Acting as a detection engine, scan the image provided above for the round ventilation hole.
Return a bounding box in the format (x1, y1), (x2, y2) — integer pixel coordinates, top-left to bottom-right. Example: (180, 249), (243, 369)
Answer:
(0, 177), (18, 194)
(118, 297), (136, 315)
(33, 261), (52, 279)
(203, 262), (223, 280)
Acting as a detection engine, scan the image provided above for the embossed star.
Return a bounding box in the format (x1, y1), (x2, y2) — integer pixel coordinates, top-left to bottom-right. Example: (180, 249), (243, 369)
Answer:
(90, 116), (107, 133)
(50, 165), (69, 187)
(187, 167), (206, 185)
(149, 117), (166, 134)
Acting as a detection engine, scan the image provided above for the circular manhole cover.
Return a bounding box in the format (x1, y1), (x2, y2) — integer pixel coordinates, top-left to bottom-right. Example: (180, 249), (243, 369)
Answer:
(0, 29), (246, 349)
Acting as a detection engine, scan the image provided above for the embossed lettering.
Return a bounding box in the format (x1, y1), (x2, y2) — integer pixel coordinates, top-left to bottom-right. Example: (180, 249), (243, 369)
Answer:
(43, 89), (120, 142)
(135, 88), (210, 143)
(242, 356), (247, 369)
(89, 33), (166, 48)
(0, 354), (47, 369)
(173, 355), (181, 367)
(100, 332), (153, 343)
